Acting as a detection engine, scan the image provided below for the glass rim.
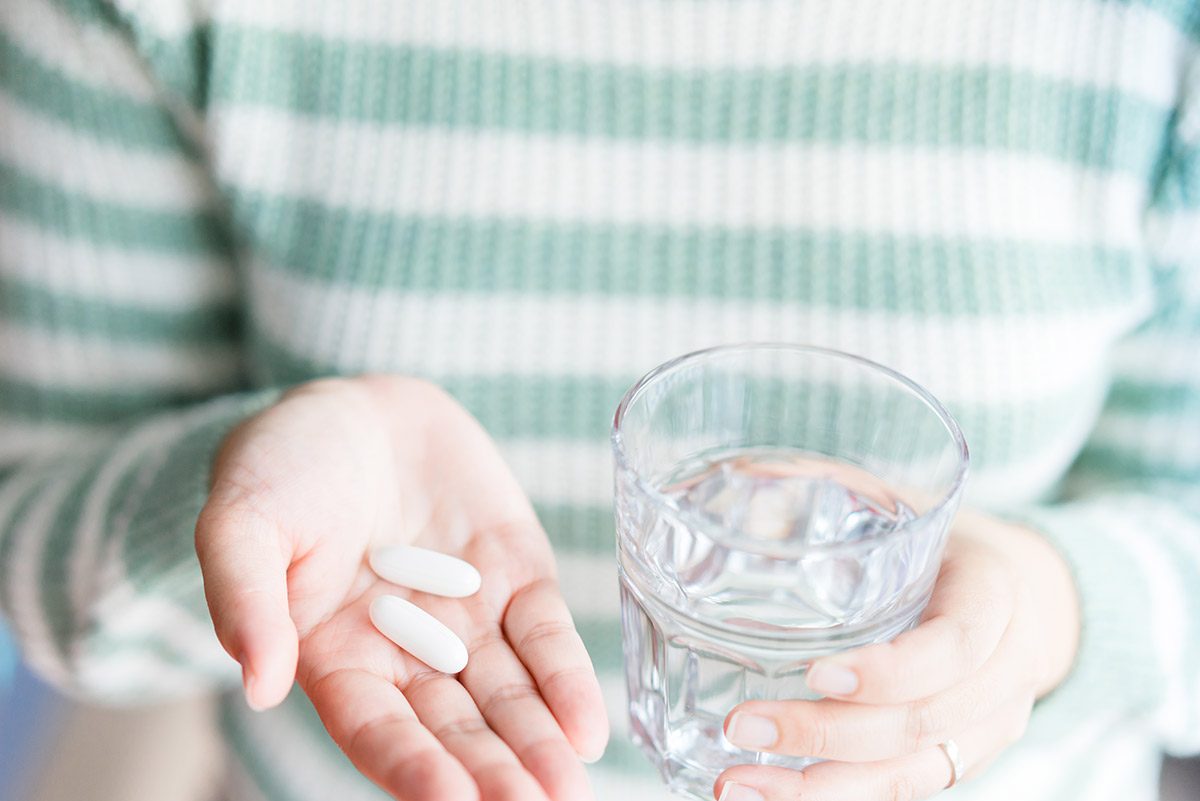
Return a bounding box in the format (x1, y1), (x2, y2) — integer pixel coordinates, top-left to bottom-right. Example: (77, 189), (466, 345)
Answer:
(611, 342), (970, 557)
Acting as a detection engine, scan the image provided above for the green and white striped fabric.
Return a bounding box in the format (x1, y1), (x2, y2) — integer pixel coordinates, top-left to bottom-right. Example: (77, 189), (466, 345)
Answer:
(2, 1), (1199, 798)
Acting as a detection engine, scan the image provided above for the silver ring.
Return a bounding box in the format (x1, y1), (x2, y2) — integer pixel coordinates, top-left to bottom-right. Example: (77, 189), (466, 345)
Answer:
(937, 740), (965, 788)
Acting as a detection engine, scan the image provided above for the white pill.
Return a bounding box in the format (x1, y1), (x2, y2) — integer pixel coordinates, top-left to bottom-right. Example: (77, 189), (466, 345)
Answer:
(368, 544), (482, 598)
(369, 595), (469, 674)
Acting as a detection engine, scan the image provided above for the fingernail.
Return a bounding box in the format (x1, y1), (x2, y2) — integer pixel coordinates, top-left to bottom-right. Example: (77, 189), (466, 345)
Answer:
(243, 666), (266, 712)
(718, 782), (766, 801)
(726, 713), (779, 749)
(806, 661), (859, 696)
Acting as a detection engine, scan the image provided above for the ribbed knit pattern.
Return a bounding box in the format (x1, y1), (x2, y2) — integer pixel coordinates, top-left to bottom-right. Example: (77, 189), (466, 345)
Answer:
(1, 1), (1198, 799)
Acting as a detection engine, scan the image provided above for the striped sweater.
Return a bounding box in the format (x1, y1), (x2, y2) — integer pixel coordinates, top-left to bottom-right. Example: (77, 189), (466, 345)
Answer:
(2, 1), (1199, 799)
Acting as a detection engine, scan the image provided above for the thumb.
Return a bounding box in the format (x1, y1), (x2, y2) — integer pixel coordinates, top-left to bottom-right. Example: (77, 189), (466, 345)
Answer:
(195, 499), (298, 711)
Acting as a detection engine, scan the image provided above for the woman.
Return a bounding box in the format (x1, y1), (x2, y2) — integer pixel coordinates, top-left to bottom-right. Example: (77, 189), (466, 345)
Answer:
(0, 1), (1196, 799)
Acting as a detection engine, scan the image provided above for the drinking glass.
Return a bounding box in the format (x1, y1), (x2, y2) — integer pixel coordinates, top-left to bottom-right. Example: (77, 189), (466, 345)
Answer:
(612, 344), (969, 799)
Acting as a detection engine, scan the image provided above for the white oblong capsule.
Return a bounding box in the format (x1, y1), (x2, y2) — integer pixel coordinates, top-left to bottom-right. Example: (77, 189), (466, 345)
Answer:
(369, 595), (469, 674)
(368, 544), (482, 598)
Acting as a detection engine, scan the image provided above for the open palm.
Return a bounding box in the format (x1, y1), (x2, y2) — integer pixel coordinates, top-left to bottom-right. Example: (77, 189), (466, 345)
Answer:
(195, 377), (608, 801)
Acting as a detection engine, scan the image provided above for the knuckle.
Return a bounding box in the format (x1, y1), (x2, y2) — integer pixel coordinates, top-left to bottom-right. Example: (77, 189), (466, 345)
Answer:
(517, 736), (575, 774)
(1003, 719), (1026, 748)
(472, 762), (532, 800)
(479, 682), (541, 719)
(431, 715), (491, 742)
(536, 664), (594, 696)
(386, 747), (448, 791)
(888, 773), (919, 801)
(515, 619), (578, 653)
(1004, 700), (1034, 746)
(947, 614), (979, 673)
(466, 626), (508, 656)
(904, 699), (944, 750)
(793, 704), (834, 757)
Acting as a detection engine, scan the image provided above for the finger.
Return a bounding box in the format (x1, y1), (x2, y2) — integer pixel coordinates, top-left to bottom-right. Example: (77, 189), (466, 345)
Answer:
(195, 500), (297, 711)
(714, 702), (1031, 801)
(303, 666), (478, 801)
(504, 577), (609, 762)
(404, 670), (552, 801)
(805, 547), (1014, 704)
(460, 620), (595, 801)
(725, 635), (1026, 761)
(369, 544), (482, 598)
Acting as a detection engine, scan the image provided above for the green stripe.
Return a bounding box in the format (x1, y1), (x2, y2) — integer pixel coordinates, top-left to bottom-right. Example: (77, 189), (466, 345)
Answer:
(0, 375), (231, 424)
(578, 617), (624, 675)
(0, 276), (240, 345)
(0, 475), (50, 621)
(229, 192), (1146, 313)
(210, 29), (1168, 172)
(252, 334), (1108, 469)
(0, 30), (184, 151)
(118, 396), (275, 601)
(1139, 0), (1200, 41)
(41, 0), (215, 114)
(0, 161), (231, 255)
(1107, 379), (1200, 417)
(536, 504), (614, 555)
(1070, 445), (1200, 487)
(39, 459), (107, 666)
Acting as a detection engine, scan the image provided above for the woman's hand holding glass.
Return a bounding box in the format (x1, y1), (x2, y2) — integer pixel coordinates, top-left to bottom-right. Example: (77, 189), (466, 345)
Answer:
(716, 511), (1081, 801)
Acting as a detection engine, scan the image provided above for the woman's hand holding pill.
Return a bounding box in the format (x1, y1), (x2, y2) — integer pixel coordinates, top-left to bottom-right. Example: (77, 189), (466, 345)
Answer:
(194, 376), (608, 801)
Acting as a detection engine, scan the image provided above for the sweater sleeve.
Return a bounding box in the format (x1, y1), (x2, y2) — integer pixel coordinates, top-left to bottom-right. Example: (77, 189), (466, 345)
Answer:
(1014, 51), (1200, 756)
(0, 0), (280, 702)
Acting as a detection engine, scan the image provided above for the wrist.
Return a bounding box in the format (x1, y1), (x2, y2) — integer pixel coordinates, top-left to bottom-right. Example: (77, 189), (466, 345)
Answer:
(1008, 524), (1082, 697)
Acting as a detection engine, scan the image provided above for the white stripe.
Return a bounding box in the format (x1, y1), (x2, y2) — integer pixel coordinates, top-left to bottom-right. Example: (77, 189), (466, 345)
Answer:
(74, 649), (222, 701)
(216, 0), (1182, 107)
(0, 90), (211, 211)
(0, 321), (241, 392)
(215, 109), (1146, 248)
(91, 584), (236, 679)
(1095, 507), (1191, 741)
(1112, 335), (1200, 387)
(1135, 503), (1200, 751)
(557, 552), (619, 619)
(0, 0), (157, 101)
(111, 0), (211, 40)
(1075, 722), (1160, 801)
(0, 418), (107, 465)
(1090, 413), (1200, 464)
(964, 712), (1124, 801)
(251, 266), (1130, 406)
(0, 214), (237, 310)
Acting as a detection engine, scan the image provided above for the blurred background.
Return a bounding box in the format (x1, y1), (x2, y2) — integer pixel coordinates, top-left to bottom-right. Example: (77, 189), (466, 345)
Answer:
(2, 620), (1198, 801)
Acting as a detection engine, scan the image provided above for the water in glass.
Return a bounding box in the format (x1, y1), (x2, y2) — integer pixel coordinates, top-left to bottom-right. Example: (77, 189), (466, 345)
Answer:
(618, 448), (938, 799)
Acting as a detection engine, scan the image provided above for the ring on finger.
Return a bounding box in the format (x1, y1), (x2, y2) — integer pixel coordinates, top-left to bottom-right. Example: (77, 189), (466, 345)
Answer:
(937, 739), (966, 788)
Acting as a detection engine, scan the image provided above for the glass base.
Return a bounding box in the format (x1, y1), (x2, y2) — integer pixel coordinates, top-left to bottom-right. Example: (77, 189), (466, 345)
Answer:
(629, 711), (817, 800)
(620, 575), (923, 800)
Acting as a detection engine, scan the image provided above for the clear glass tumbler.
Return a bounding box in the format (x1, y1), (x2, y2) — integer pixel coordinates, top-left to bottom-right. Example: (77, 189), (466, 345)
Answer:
(612, 344), (968, 799)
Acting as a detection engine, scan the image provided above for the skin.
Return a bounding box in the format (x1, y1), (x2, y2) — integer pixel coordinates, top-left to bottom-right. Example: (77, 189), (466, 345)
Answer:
(194, 373), (1081, 801)
(715, 509), (1082, 801)
(194, 376), (609, 801)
